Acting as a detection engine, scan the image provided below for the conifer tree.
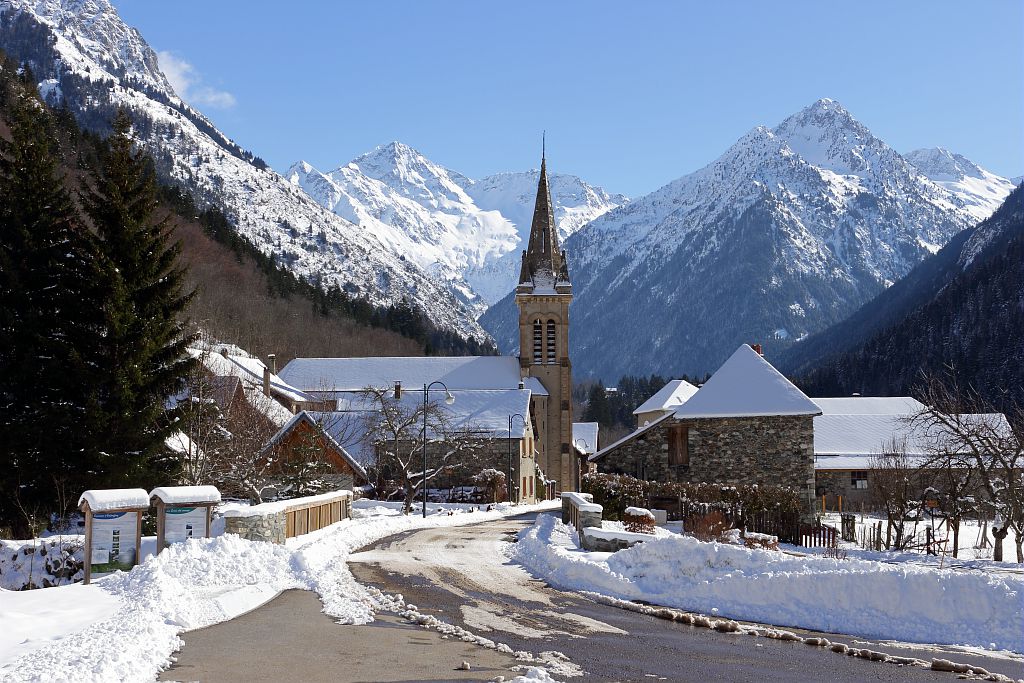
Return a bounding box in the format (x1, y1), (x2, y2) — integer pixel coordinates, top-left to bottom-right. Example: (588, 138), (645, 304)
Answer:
(0, 86), (101, 534)
(80, 109), (195, 488)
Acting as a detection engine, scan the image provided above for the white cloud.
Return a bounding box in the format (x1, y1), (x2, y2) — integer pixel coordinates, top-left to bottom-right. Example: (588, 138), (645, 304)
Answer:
(157, 50), (236, 109)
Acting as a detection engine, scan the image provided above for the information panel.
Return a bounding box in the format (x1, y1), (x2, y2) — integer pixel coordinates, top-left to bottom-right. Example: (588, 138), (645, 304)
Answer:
(163, 506), (207, 547)
(89, 511), (139, 575)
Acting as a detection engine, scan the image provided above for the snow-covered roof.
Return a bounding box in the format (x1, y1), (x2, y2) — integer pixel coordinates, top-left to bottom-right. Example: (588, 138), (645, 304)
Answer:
(78, 489), (149, 512)
(165, 431), (202, 458)
(572, 422), (599, 454)
(341, 389), (534, 439)
(811, 397), (925, 415)
(279, 356), (523, 392)
(191, 346), (311, 407)
(814, 412), (1013, 459)
(262, 411), (369, 478)
(522, 376), (548, 397)
(673, 345), (821, 419)
(633, 379), (699, 415)
(150, 486), (222, 505)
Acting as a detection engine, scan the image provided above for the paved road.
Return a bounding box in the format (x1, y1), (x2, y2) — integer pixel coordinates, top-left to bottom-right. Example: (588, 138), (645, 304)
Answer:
(348, 512), (1024, 683)
(160, 589), (521, 682)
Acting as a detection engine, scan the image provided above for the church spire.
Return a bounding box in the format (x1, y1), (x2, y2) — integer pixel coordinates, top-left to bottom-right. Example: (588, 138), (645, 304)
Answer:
(518, 139), (570, 292)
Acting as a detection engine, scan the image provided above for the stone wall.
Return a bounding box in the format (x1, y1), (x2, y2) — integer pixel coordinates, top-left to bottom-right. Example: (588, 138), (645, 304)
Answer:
(594, 415), (817, 513)
(224, 513), (286, 544)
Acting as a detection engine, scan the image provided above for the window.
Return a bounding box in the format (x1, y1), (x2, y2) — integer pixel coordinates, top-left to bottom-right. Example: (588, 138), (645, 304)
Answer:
(668, 425), (689, 466)
(532, 320), (543, 364)
(546, 320), (557, 364)
(851, 471), (868, 490)
(530, 476), (534, 496)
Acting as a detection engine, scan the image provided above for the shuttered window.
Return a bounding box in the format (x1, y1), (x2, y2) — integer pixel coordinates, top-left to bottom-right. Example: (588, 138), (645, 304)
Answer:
(546, 320), (557, 364)
(668, 425), (689, 466)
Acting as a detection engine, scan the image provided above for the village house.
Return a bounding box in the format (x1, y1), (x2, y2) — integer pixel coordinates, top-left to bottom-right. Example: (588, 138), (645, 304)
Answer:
(590, 344), (821, 513)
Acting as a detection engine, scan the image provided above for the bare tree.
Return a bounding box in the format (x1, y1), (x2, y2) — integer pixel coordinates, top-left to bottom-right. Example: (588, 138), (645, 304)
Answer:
(172, 349), (229, 485)
(869, 440), (925, 550)
(472, 469), (507, 503)
(215, 390), (282, 503)
(920, 445), (976, 558)
(360, 386), (484, 514)
(915, 373), (1024, 562)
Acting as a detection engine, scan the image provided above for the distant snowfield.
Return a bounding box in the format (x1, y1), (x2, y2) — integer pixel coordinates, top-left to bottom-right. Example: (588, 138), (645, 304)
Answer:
(0, 500), (557, 683)
(509, 515), (1024, 656)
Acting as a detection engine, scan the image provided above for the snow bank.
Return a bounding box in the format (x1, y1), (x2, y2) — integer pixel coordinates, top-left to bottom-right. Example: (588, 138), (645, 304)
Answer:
(77, 489), (149, 512)
(149, 486), (221, 505)
(511, 514), (1024, 654)
(0, 500), (557, 682)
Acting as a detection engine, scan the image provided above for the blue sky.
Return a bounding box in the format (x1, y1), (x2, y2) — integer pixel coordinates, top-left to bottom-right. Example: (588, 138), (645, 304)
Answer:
(117, 1), (1023, 197)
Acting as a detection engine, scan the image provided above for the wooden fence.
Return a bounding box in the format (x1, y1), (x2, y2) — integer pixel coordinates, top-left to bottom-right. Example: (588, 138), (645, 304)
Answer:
(283, 492), (352, 539)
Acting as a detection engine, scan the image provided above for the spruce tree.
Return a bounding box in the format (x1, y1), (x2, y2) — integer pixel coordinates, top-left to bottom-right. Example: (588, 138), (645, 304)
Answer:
(0, 87), (101, 534)
(81, 109), (195, 488)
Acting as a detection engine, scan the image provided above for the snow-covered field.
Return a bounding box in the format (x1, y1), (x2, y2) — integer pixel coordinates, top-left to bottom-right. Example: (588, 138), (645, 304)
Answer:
(509, 514), (1024, 655)
(0, 499), (556, 683)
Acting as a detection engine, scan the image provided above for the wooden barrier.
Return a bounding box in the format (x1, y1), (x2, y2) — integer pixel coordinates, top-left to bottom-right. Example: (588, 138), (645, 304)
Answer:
(800, 523), (838, 548)
(283, 492), (352, 539)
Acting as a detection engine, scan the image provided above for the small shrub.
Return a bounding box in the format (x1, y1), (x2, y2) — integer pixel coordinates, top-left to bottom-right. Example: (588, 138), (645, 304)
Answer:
(742, 532), (779, 551)
(624, 507), (655, 534)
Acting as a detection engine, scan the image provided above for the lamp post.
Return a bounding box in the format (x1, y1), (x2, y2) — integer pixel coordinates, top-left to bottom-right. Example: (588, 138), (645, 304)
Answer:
(508, 413), (526, 503)
(574, 439), (589, 491)
(422, 381), (455, 518)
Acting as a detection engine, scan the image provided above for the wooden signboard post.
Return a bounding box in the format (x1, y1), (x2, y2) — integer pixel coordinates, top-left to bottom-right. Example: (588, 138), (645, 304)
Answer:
(150, 486), (221, 550)
(78, 489), (150, 585)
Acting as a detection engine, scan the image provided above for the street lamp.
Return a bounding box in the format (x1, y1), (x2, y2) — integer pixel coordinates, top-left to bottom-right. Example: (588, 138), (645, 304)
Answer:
(422, 381), (455, 519)
(508, 413), (526, 503)
(574, 439), (589, 491)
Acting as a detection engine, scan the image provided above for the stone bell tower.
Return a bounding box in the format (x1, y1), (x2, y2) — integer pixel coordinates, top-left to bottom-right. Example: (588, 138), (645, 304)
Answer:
(516, 144), (575, 492)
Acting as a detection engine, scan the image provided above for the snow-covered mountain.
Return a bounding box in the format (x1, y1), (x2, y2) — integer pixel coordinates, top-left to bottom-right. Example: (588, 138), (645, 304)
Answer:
(287, 143), (626, 307)
(482, 99), (1011, 380)
(0, 0), (490, 341)
(904, 147), (1017, 222)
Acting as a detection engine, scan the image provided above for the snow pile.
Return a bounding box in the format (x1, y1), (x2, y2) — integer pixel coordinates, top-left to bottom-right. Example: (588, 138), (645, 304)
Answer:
(510, 514), (1024, 654)
(0, 500), (557, 682)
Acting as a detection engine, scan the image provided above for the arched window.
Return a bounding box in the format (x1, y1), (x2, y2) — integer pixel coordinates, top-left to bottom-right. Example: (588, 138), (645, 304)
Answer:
(546, 320), (557, 364)
(532, 319), (543, 364)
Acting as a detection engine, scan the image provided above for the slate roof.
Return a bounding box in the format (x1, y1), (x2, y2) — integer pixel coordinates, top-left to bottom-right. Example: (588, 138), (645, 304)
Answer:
(673, 345), (821, 419)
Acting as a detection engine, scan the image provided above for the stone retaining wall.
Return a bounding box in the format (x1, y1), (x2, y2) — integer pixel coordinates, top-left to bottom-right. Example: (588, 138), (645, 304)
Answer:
(224, 513), (286, 544)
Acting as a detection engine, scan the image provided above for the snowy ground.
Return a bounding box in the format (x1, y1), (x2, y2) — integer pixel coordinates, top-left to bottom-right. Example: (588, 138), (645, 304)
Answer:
(0, 499), (557, 683)
(509, 515), (1024, 656)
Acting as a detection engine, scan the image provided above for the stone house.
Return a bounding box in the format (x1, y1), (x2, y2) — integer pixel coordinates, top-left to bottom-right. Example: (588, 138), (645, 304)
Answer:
(590, 344), (821, 513)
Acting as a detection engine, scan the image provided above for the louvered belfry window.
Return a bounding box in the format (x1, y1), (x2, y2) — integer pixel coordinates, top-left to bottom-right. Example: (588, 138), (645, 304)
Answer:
(546, 320), (557, 364)
(533, 320), (543, 364)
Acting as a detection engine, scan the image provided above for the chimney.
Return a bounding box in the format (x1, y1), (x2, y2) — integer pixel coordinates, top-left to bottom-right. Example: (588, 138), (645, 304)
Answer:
(262, 366), (271, 397)
(220, 347), (228, 359)
(751, 343), (763, 356)
(394, 381), (402, 399)
(267, 353), (276, 374)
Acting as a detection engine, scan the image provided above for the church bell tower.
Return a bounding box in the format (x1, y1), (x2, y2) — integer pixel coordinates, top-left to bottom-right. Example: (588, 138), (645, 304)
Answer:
(516, 144), (575, 492)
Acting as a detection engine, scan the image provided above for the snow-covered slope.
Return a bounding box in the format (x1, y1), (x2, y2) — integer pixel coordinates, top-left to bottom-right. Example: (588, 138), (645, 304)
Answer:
(484, 99), (994, 380)
(288, 143), (626, 307)
(904, 147), (1015, 222)
(0, 0), (488, 341)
